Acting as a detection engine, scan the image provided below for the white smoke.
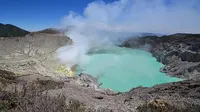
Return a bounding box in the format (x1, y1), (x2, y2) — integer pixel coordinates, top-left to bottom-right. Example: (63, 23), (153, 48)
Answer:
(57, 0), (200, 68)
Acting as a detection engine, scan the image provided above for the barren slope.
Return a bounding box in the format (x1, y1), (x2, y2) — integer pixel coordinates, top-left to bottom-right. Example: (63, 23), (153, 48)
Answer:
(0, 33), (200, 112)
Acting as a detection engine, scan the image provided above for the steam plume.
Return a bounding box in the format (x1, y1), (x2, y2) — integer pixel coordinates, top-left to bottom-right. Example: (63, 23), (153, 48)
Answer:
(57, 0), (200, 68)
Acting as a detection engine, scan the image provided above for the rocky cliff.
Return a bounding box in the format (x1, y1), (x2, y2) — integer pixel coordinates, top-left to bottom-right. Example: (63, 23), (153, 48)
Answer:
(0, 33), (200, 112)
(122, 33), (200, 80)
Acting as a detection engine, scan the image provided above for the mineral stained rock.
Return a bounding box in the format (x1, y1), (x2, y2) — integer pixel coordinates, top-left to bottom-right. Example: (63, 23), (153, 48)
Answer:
(1, 32), (200, 111)
(122, 33), (200, 79)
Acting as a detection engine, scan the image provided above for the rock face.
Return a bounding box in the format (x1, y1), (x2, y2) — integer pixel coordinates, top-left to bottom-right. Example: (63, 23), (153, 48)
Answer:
(122, 33), (200, 79)
(0, 33), (72, 58)
(0, 33), (73, 80)
(70, 73), (102, 90)
(1, 32), (200, 112)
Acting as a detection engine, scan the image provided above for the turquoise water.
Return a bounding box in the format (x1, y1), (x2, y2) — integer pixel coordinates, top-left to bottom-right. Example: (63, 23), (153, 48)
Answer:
(77, 46), (181, 92)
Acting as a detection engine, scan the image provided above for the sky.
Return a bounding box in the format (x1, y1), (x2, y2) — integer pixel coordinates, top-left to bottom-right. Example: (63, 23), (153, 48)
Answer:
(0, 0), (200, 33)
(0, 0), (117, 31)
(0, 0), (100, 31)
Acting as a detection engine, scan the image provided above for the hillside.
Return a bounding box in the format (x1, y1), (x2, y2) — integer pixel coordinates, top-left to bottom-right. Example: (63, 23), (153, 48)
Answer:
(0, 32), (200, 111)
(0, 23), (30, 37)
(33, 28), (63, 34)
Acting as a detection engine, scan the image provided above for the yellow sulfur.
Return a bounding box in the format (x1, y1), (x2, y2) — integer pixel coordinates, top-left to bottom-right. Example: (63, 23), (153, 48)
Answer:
(67, 70), (74, 77)
(56, 65), (75, 77)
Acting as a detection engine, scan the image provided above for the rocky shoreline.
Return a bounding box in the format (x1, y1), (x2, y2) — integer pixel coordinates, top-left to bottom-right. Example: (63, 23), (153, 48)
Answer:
(122, 33), (200, 80)
(1, 33), (200, 111)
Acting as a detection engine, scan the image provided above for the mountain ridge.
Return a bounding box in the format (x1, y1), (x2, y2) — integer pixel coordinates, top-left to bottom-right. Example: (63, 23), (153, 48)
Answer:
(0, 23), (30, 37)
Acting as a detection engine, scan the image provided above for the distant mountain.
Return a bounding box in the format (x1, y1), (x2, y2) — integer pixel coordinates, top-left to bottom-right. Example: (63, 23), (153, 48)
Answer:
(33, 28), (62, 34)
(0, 23), (30, 37)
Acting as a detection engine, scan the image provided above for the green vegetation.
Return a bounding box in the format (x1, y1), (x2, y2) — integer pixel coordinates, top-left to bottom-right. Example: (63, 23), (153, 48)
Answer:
(0, 23), (30, 37)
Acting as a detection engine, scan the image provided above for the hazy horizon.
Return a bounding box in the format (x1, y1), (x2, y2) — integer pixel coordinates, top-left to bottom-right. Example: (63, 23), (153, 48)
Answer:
(0, 0), (200, 34)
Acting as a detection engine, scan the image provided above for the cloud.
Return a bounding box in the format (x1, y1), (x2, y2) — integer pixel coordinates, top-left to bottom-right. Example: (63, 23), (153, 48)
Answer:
(62, 0), (200, 34)
(57, 0), (200, 68)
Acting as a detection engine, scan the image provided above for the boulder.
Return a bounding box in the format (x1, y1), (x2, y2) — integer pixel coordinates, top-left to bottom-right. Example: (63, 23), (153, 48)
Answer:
(72, 73), (102, 90)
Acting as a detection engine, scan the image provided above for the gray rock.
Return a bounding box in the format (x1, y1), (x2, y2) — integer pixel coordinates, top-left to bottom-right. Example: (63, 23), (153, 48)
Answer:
(72, 73), (102, 90)
(122, 34), (200, 80)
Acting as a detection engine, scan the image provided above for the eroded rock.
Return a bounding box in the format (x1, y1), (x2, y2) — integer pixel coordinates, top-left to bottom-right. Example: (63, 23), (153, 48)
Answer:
(122, 34), (200, 79)
(70, 73), (102, 90)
